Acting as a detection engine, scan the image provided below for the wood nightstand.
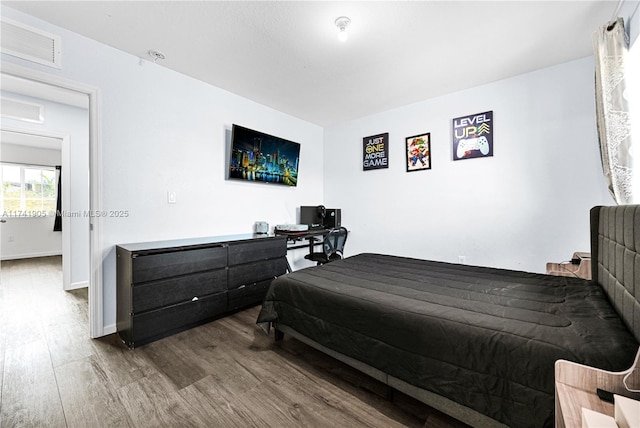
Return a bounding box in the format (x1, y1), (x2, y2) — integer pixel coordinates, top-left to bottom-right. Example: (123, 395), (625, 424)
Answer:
(555, 351), (640, 427)
(546, 252), (591, 280)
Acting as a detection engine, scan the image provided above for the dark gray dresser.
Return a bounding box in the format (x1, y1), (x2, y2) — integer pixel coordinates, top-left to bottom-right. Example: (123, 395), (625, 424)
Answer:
(116, 234), (287, 348)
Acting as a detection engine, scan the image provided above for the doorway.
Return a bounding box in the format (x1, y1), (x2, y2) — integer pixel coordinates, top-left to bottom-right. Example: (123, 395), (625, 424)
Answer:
(0, 128), (75, 289)
(1, 62), (103, 338)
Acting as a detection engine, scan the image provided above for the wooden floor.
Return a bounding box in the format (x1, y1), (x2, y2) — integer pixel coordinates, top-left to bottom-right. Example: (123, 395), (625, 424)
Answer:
(0, 256), (469, 428)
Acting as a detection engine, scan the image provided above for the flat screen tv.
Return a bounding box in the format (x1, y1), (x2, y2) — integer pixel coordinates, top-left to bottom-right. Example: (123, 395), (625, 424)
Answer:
(228, 124), (300, 187)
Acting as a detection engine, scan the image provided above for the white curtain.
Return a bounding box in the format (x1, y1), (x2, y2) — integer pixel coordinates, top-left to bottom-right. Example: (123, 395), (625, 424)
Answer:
(593, 18), (634, 204)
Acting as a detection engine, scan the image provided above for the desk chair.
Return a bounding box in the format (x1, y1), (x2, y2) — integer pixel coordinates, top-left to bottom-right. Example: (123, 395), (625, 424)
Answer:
(304, 227), (348, 266)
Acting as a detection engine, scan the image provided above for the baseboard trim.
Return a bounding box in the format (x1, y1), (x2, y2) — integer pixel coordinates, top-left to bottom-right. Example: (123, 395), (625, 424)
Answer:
(102, 324), (117, 336)
(1, 251), (62, 261)
(66, 280), (89, 291)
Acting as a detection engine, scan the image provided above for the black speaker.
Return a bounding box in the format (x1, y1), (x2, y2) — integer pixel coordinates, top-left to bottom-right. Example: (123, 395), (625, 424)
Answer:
(325, 209), (341, 228)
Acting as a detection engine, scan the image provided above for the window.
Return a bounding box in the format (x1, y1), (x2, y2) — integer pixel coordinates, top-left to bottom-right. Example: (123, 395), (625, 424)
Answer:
(1, 163), (57, 216)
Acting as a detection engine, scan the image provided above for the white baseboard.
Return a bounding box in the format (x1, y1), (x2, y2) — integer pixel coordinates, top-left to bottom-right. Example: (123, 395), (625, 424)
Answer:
(1, 251), (62, 261)
(102, 324), (117, 336)
(65, 280), (89, 291)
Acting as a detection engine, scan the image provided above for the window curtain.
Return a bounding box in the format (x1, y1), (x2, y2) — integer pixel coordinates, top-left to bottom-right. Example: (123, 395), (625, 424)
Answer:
(53, 165), (62, 232)
(593, 18), (634, 204)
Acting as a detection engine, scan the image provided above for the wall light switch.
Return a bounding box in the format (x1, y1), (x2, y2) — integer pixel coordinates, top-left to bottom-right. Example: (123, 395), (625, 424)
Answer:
(167, 191), (177, 204)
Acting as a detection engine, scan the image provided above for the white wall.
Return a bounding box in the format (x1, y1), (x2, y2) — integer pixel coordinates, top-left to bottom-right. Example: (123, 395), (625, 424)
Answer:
(0, 143), (62, 260)
(621, 0), (639, 45)
(0, 91), (90, 287)
(324, 57), (614, 273)
(0, 6), (324, 331)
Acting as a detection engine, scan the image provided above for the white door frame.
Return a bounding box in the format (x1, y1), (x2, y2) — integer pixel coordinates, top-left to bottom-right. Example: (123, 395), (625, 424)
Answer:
(1, 62), (104, 338)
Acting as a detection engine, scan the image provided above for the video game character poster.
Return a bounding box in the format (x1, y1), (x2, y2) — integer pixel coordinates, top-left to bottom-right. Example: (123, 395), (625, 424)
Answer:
(452, 110), (493, 161)
(406, 133), (431, 172)
(363, 133), (389, 171)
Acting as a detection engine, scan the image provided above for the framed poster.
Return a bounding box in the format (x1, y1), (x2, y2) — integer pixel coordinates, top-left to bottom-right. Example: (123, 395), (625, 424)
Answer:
(363, 133), (389, 170)
(406, 133), (431, 172)
(452, 110), (493, 161)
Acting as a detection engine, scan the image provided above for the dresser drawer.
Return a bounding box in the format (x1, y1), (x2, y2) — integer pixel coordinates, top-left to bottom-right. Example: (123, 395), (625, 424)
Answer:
(227, 279), (272, 311)
(227, 238), (286, 265)
(131, 292), (227, 345)
(228, 257), (287, 290)
(132, 269), (227, 313)
(132, 246), (226, 283)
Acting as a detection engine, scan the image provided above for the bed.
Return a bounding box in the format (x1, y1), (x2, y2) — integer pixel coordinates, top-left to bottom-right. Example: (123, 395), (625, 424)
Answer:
(256, 205), (640, 428)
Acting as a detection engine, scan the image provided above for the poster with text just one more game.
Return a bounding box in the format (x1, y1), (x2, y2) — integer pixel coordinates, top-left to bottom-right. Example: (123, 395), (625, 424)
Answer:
(452, 111), (493, 161)
(363, 133), (389, 170)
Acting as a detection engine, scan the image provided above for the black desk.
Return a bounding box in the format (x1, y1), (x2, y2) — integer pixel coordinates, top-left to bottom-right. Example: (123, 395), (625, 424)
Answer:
(277, 229), (334, 269)
(275, 228), (332, 252)
(276, 228), (347, 272)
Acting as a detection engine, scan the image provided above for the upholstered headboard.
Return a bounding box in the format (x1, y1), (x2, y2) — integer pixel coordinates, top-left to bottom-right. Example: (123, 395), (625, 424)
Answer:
(591, 205), (640, 343)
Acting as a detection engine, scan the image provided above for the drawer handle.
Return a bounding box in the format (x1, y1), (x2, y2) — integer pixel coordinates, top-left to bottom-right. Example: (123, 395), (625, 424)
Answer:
(192, 297), (199, 302)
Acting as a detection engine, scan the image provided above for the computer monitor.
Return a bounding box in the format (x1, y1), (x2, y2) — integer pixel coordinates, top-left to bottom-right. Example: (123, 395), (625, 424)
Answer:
(300, 206), (341, 229)
(300, 206), (324, 229)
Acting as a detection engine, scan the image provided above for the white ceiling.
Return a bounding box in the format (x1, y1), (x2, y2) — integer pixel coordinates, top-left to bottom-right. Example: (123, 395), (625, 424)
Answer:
(3, 1), (618, 126)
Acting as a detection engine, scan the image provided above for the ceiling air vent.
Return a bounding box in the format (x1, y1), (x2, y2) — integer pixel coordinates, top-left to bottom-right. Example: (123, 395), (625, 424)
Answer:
(1, 17), (61, 69)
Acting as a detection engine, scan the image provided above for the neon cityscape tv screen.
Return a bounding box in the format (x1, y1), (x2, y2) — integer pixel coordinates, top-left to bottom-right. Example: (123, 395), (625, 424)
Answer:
(228, 124), (300, 187)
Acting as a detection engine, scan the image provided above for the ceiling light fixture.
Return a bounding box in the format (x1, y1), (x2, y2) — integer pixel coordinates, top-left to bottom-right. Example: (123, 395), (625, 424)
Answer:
(335, 16), (351, 42)
(148, 49), (166, 63)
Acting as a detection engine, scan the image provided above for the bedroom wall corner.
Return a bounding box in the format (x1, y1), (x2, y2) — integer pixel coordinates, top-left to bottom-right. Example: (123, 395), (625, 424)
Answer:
(323, 57), (613, 273)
